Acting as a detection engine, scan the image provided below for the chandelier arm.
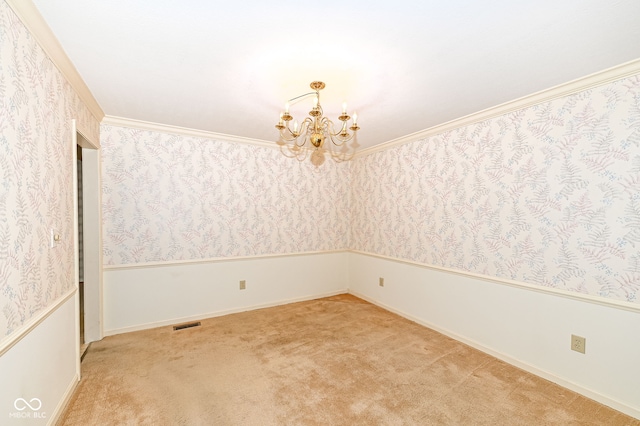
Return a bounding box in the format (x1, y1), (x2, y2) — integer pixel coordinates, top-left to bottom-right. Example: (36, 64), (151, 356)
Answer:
(279, 117), (314, 145)
(284, 116), (313, 130)
(322, 117), (341, 136)
(328, 147), (356, 162)
(279, 141), (310, 161)
(321, 118), (354, 146)
(320, 116), (335, 135)
(297, 117), (313, 142)
(328, 132), (355, 146)
(287, 91), (318, 103)
(314, 118), (355, 160)
(330, 137), (357, 161)
(278, 128), (297, 141)
(278, 130), (299, 143)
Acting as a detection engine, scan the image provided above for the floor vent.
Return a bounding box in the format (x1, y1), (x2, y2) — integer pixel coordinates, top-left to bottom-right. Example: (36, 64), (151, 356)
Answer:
(173, 321), (201, 331)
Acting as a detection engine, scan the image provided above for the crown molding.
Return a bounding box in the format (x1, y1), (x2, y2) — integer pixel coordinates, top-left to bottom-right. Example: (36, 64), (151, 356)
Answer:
(102, 115), (279, 149)
(5, 0), (104, 123)
(355, 58), (640, 158)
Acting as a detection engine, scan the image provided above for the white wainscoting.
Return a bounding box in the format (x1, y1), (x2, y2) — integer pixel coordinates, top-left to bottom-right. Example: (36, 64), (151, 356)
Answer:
(103, 251), (349, 335)
(0, 296), (78, 425)
(347, 251), (640, 419)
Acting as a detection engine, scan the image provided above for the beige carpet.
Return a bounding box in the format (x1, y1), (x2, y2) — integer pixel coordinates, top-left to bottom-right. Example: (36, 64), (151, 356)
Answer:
(60, 294), (638, 425)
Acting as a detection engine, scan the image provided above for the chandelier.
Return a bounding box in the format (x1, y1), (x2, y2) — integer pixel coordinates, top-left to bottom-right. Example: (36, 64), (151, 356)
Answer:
(275, 81), (360, 164)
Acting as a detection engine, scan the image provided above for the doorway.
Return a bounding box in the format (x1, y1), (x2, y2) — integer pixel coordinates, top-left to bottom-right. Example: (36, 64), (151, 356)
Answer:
(77, 144), (85, 353)
(73, 124), (103, 365)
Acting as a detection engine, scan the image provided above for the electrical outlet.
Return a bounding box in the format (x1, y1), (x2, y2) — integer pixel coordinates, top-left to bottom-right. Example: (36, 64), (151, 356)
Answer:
(379, 277), (384, 287)
(239, 280), (246, 290)
(571, 334), (586, 354)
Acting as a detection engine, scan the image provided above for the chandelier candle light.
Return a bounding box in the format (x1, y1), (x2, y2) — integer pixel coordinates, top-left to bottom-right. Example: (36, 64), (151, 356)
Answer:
(275, 81), (360, 163)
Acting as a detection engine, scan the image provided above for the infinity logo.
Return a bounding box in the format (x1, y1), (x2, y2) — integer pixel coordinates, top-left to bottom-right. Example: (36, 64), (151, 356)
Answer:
(14, 398), (42, 411)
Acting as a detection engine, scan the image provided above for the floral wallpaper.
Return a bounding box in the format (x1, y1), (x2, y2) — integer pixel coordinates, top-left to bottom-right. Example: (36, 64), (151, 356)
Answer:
(100, 125), (351, 265)
(3, 0), (634, 343)
(103, 75), (640, 305)
(0, 1), (99, 339)
(351, 75), (640, 304)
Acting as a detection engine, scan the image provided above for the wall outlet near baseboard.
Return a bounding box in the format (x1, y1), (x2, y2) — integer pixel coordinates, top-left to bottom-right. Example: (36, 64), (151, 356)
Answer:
(239, 280), (246, 290)
(379, 277), (384, 287)
(571, 334), (586, 354)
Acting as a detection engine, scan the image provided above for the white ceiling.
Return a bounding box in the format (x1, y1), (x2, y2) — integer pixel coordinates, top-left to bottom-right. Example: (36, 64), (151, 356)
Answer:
(32, 0), (640, 149)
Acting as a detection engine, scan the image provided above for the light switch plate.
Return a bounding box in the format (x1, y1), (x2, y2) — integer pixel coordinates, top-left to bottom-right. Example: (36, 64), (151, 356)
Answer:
(50, 229), (61, 248)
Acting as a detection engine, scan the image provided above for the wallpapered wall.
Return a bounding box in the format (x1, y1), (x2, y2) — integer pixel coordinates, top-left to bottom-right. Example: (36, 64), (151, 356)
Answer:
(100, 125), (351, 265)
(351, 75), (640, 304)
(0, 2), (99, 339)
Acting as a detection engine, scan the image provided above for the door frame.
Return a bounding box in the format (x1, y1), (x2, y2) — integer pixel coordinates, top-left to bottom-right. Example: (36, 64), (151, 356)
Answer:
(71, 120), (103, 374)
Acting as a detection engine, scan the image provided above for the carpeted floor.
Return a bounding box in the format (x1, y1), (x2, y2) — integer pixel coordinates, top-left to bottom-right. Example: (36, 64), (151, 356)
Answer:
(60, 294), (638, 425)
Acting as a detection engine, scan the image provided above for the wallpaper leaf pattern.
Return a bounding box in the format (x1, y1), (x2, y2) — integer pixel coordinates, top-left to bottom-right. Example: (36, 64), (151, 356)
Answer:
(100, 125), (351, 265)
(0, 2), (99, 339)
(351, 75), (640, 304)
(2, 0), (637, 346)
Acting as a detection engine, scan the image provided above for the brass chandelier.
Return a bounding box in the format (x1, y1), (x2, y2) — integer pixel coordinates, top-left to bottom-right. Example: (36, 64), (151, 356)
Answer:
(275, 81), (360, 164)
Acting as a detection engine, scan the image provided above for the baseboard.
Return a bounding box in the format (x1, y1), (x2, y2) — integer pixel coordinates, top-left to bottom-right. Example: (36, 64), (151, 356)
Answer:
(104, 289), (348, 336)
(349, 290), (640, 420)
(47, 372), (79, 426)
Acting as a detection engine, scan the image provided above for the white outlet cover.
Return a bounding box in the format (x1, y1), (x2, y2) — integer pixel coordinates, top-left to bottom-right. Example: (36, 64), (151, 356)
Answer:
(50, 229), (60, 248)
